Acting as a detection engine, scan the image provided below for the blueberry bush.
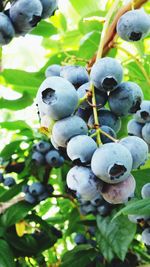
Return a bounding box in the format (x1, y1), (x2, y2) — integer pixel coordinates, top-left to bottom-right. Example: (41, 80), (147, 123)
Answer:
(0, 0), (150, 266)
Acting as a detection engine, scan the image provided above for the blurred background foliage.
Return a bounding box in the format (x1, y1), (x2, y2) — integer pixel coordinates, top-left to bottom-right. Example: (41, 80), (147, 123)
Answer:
(0, 0), (150, 266)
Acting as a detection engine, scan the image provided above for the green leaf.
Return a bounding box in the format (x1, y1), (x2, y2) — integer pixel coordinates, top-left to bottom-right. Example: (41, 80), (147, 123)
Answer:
(0, 181), (26, 202)
(70, 0), (100, 17)
(0, 239), (15, 267)
(61, 244), (97, 267)
(0, 69), (42, 96)
(0, 201), (34, 227)
(78, 31), (100, 59)
(96, 214), (136, 261)
(31, 20), (57, 37)
(133, 168), (150, 198)
(0, 120), (32, 132)
(0, 140), (23, 160)
(0, 92), (33, 110)
(114, 198), (150, 218)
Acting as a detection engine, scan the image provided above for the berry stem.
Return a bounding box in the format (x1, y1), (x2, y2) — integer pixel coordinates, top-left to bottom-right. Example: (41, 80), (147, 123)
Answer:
(90, 128), (118, 143)
(90, 0), (120, 146)
(96, 0), (121, 60)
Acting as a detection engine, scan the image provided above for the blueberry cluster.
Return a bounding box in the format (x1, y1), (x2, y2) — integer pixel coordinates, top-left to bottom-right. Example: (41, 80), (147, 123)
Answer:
(117, 9), (150, 42)
(0, 172), (16, 187)
(0, 0), (58, 45)
(22, 181), (54, 204)
(32, 140), (64, 168)
(78, 195), (113, 217)
(36, 56), (149, 206)
(128, 100), (150, 152)
(128, 183), (150, 246)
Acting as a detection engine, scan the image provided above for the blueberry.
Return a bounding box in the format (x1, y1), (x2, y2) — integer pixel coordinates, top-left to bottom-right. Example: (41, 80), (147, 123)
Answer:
(32, 151), (45, 165)
(77, 82), (108, 110)
(38, 191), (49, 202)
(97, 202), (112, 216)
(36, 77), (78, 120)
(75, 107), (92, 122)
(128, 214), (150, 224)
(50, 135), (60, 150)
(127, 119), (143, 138)
(40, 0), (58, 19)
(67, 166), (102, 201)
(134, 100), (150, 123)
(80, 204), (96, 215)
(88, 108), (121, 133)
(45, 150), (64, 167)
(22, 184), (29, 193)
(0, 13), (15, 45)
(29, 182), (45, 196)
(90, 57), (123, 91)
(52, 115), (88, 148)
(10, 0), (43, 35)
(100, 125), (117, 144)
(0, 173), (4, 183)
(45, 64), (61, 78)
(142, 123), (150, 144)
(120, 136), (148, 169)
(25, 193), (36, 204)
(74, 234), (87, 245)
(60, 65), (89, 89)
(108, 82), (143, 116)
(90, 195), (103, 206)
(141, 183), (150, 199)
(91, 143), (133, 184)
(3, 177), (16, 187)
(67, 135), (97, 164)
(117, 10), (150, 42)
(101, 174), (136, 204)
(88, 226), (95, 236)
(35, 141), (51, 154)
(142, 228), (150, 246)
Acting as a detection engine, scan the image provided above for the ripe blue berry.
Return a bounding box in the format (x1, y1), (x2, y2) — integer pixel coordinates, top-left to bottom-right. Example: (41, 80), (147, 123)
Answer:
(91, 143), (133, 184)
(0, 13), (15, 45)
(127, 119), (143, 138)
(3, 177), (16, 187)
(36, 77), (78, 120)
(67, 135), (97, 164)
(101, 174), (136, 204)
(52, 115), (88, 148)
(128, 214), (149, 224)
(134, 100), (150, 123)
(45, 150), (64, 167)
(142, 123), (150, 144)
(141, 183), (150, 199)
(35, 141), (51, 154)
(60, 65), (89, 89)
(88, 108), (121, 133)
(117, 10), (150, 42)
(32, 151), (45, 165)
(100, 125), (117, 144)
(141, 228), (150, 246)
(45, 64), (61, 78)
(120, 136), (148, 169)
(25, 193), (36, 204)
(74, 234), (87, 245)
(90, 57), (123, 92)
(77, 82), (108, 110)
(29, 182), (45, 196)
(10, 0), (43, 35)
(108, 82), (143, 116)
(40, 0), (58, 19)
(67, 166), (102, 201)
